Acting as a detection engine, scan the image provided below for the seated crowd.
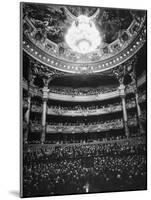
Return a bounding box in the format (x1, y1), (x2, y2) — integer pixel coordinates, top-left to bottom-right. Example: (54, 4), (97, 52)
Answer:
(24, 138), (146, 160)
(23, 139), (146, 197)
(46, 118), (123, 127)
(26, 131), (143, 145)
(30, 116), (139, 132)
(44, 135), (127, 145)
(49, 86), (116, 96)
(24, 96), (145, 114)
(48, 101), (121, 113)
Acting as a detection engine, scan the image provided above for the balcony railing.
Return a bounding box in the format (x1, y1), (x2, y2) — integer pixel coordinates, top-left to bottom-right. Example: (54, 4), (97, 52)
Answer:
(48, 90), (120, 102)
(23, 96), (146, 117)
(46, 120), (123, 134)
(29, 115), (140, 134)
(28, 100), (136, 116)
(23, 136), (146, 152)
(47, 104), (122, 116)
(22, 72), (146, 102)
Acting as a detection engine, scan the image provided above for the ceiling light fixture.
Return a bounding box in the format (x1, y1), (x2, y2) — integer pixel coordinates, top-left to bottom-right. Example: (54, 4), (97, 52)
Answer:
(65, 15), (101, 54)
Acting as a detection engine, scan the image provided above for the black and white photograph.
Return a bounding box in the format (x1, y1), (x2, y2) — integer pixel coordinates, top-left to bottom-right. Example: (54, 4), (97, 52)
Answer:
(20, 2), (147, 198)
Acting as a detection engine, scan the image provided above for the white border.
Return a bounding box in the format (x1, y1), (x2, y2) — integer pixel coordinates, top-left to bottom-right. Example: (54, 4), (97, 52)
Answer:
(0, 0), (150, 200)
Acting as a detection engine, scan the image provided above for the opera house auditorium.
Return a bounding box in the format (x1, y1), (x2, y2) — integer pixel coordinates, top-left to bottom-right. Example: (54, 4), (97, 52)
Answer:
(21, 3), (147, 197)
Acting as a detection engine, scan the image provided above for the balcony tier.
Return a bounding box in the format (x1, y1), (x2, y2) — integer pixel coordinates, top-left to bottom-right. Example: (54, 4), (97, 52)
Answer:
(29, 118), (138, 134)
(23, 71), (146, 102)
(23, 135), (146, 152)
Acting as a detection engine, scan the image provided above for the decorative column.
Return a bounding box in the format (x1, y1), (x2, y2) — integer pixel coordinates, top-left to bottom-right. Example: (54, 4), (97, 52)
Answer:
(41, 85), (49, 144)
(132, 79), (144, 134)
(24, 95), (31, 143)
(23, 70), (36, 144)
(40, 70), (65, 143)
(119, 84), (129, 137)
(128, 60), (144, 135)
(113, 64), (129, 137)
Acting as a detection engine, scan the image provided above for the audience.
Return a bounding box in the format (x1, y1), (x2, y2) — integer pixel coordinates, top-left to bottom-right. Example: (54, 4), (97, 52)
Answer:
(49, 86), (116, 96)
(47, 101), (122, 114)
(23, 139), (146, 197)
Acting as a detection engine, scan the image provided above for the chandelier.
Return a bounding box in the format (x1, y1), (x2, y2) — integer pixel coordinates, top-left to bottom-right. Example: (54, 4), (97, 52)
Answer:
(65, 15), (101, 54)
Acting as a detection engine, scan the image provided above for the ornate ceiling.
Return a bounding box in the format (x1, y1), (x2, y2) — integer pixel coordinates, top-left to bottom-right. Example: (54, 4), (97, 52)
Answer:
(22, 3), (146, 74)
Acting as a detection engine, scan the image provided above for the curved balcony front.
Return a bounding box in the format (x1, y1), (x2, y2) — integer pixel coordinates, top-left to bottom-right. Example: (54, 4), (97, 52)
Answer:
(29, 99), (139, 117)
(24, 135), (146, 151)
(30, 116), (139, 134)
(48, 89), (120, 102)
(47, 72), (146, 102)
(23, 71), (146, 102)
(47, 104), (122, 116)
(25, 91), (146, 118)
(45, 120), (124, 134)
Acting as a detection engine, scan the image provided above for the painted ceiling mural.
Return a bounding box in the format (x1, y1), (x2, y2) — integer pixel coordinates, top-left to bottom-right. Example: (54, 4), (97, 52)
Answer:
(23, 4), (142, 44)
(22, 3), (146, 73)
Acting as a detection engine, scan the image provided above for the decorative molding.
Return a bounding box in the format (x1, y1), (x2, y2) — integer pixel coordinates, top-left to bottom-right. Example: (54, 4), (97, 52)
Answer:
(22, 14), (146, 74)
(46, 120), (124, 134)
(47, 105), (123, 116)
(23, 25), (146, 74)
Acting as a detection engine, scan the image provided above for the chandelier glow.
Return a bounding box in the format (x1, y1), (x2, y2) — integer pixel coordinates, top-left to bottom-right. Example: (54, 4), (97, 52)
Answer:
(65, 15), (101, 54)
